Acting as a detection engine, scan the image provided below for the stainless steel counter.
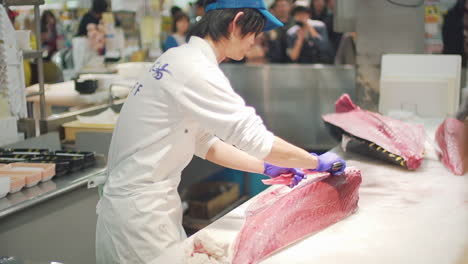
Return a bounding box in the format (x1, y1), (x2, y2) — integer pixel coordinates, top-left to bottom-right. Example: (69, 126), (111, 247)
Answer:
(0, 157), (105, 263)
(0, 161), (106, 219)
(221, 64), (356, 150)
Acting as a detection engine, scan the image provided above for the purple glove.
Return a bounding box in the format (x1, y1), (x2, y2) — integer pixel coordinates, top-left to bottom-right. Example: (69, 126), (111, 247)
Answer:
(311, 152), (346, 175)
(263, 162), (297, 178)
(289, 169), (306, 188)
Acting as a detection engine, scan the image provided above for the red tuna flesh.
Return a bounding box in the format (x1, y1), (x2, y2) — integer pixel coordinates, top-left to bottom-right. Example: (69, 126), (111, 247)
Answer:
(323, 94), (425, 170)
(231, 167), (362, 264)
(262, 169), (326, 186)
(435, 118), (466, 175)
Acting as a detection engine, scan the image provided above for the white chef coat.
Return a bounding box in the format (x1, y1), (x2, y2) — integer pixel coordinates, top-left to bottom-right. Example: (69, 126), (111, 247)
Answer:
(95, 36), (275, 263)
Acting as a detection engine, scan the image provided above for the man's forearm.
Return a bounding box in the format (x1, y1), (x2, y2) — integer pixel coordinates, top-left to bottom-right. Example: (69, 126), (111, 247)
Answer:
(205, 136), (318, 173)
(264, 136), (318, 169)
(205, 140), (264, 174)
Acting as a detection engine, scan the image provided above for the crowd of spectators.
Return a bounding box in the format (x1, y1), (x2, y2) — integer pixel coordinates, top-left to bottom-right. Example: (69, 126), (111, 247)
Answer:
(249, 0), (355, 65)
(167, 0), (356, 65)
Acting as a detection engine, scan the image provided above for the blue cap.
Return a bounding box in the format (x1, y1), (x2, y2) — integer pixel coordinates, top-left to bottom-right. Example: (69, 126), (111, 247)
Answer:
(205, 0), (284, 32)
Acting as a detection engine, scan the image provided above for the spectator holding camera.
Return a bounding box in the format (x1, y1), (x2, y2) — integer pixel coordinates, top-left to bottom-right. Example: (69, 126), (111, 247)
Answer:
(286, 5), (333, 64)
(264, 0), (294, 63)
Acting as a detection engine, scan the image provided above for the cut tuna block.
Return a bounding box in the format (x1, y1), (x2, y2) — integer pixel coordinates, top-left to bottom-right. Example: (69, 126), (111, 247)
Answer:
(0, 170), (41, 188)
(261, 173), (294, 186)
(323, 94), (425, 170)
(231, 167), (362, 264)
(0, 175), (26, 193)
(435, 118), (466, 175)
(9, 163), (56, 182)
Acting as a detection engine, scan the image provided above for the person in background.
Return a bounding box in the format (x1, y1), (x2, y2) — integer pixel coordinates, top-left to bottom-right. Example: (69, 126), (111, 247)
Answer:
(310, 0), (342, 57)
(40, 10), (64, 83)
(170, 6), (183, 18)
(264, 0), (293, 63)
(76, 0), (108, 36)
(310, 0), (331, 25)
(164, 13), (190, 51)
(40, 10), (59, 60)
(442, 0), (466, 66)
(194, 0), (206, 22)
(286, 5), (333, 63)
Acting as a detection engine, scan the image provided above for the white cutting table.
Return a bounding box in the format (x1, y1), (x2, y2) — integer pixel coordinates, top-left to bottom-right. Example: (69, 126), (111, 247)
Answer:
(157, 120), (468, 264)
(194, 152), (468, 264)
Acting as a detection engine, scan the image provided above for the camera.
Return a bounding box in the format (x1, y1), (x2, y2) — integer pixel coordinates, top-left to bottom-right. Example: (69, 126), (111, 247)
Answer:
(295, 21), (304, 27)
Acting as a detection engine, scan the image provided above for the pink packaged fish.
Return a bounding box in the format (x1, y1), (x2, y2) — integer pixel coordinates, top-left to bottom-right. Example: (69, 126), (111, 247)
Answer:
(435, 118), (466, 175)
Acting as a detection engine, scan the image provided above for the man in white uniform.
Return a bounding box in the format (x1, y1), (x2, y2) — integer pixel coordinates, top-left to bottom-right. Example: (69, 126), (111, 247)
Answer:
(95, 0), (346, 262)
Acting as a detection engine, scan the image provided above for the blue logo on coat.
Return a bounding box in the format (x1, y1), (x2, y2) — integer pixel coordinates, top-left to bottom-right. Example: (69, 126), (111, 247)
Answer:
(150, 62), (171, 80)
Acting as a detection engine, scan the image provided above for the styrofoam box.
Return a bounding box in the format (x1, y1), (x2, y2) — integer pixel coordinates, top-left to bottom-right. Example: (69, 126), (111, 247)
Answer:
(0, 177), (10, 198)
(0, 117), (18, 146)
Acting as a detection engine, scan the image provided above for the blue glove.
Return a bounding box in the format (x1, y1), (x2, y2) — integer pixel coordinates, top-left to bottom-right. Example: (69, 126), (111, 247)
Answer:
(263, 162), (297, 178)
(311, 152), (346, 175)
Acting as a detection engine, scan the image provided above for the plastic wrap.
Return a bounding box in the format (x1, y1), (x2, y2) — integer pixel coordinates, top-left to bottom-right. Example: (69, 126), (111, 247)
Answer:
(435, 118), (466, 175)
(323, 94), (425, 170)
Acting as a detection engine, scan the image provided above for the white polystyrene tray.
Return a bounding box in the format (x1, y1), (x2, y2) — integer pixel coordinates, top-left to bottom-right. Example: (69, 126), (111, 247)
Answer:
(9, 163), (56, 182)
(0, 177), (10, 198)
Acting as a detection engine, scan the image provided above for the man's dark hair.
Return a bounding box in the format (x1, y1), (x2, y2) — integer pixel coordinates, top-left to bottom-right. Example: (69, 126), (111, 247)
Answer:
(170, 6), (183, 17)
(172, 13), (189, 33)
(187, 0), (265, 41)
(195, 0), (204, 8)
(40, 10), (56, 33)
(92, 0), (108, 14)
(291, 5), (311, 16)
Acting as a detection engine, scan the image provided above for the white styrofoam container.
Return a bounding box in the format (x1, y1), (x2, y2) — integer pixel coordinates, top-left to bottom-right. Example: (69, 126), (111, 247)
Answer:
(0, 177), (10, 198)
(115, 62), (153, 79)
(0, 117), (18, 146)
(379, 54), (461, 118)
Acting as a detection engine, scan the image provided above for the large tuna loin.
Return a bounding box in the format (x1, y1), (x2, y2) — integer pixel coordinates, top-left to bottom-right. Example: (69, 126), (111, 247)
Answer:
(435, 118), (466, 175)
(323, 94), (425, 170)
(231, 168), (362, 264)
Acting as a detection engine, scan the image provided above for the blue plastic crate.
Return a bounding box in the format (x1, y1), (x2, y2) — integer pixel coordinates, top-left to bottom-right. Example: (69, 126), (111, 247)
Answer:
(205, 169), (270, 196)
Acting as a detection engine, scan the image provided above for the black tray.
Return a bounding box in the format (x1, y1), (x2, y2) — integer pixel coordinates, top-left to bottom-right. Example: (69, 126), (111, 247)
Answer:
(28, 159), (71, 177)
(0, 157), (28, 164)
(31, 155), (85, 172)
(0, 148), (51, 155)
(54, 151), (96, 168)
(0, 154), (41, 160)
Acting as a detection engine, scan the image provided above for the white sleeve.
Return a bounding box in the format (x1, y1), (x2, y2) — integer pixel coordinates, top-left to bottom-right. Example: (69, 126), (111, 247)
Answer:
(168, 68), (274, 160)
(194, 128), (220, 159)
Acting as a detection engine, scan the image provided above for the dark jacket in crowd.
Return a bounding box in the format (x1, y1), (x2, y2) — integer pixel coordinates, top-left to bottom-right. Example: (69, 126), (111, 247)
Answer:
(442, 0), (465, 65)
(265, 19), (294, 63)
